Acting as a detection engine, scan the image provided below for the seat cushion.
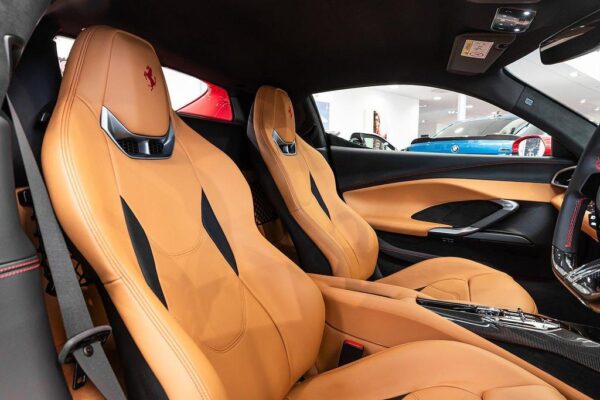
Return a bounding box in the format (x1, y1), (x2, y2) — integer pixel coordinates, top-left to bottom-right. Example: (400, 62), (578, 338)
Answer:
(287, 340), (563, 400)
(377, 257), (537, 313)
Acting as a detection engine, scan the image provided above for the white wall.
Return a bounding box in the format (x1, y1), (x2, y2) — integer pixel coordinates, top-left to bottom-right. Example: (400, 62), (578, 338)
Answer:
(314, 87), (419, 149)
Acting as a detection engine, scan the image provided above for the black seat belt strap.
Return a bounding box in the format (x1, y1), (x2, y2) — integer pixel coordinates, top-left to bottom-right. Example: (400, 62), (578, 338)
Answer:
(7, 97), (126, 400)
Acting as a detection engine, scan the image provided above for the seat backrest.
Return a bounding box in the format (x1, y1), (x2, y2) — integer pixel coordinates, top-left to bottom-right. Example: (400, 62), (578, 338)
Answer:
(42, 26), (324, 399)
(248, 86), (379, 280)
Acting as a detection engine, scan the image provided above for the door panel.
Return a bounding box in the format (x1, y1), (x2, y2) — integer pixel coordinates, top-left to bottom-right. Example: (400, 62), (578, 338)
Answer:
(330, 146), (574, 279)
(343, 177), (561, 237)
(332, 146), (573, 191)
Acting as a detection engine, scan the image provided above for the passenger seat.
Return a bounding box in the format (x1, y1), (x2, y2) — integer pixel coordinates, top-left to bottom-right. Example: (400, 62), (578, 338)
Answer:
(247, 85), (537, 313)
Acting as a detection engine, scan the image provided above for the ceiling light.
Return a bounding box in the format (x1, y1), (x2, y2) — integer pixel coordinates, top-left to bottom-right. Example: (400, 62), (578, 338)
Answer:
(448, 110), (457, 115)
(433, 96), (442, 101)
(466, 104), (474, 109)
(570, 71), (579, 77)
(421, 120), (426, 123)
(419, 104), (427, 108)
(581, 99), (587, 104)
(514, 28), (521, 32)
(595, 107), (600, 111)
(523, 11), (531, 16)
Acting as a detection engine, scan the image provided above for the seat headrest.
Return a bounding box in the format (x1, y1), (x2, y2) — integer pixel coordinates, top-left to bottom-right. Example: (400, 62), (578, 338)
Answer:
(60, 26), (170, 137)
(253, 86), (296, 145)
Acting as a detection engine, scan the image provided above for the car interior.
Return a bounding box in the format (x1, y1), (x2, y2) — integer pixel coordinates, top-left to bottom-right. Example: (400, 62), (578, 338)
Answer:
(2, 1), (600, 399)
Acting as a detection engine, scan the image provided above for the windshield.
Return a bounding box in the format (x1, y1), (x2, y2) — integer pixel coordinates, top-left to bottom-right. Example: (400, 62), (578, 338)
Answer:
(434, 116), (525, 138)
(506, 50), (600, 125)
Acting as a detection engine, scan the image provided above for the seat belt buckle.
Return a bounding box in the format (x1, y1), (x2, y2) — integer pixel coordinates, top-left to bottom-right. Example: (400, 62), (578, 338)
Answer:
(338, 339), (364, 367)
(58, 325), (112, 389)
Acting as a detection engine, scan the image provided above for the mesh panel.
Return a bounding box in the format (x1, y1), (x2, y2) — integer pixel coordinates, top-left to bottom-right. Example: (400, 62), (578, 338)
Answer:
(117, 139), (139, 155)
(149, 140), (164, 154)
(248, 179), (277, 226)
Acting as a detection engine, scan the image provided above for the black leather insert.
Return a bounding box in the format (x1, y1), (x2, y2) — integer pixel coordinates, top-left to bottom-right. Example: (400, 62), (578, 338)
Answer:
(201, 192), (238, 275)
(121, 198), (168, 307)
(412, 200), (502, 227)
(310, 174), (331, 218)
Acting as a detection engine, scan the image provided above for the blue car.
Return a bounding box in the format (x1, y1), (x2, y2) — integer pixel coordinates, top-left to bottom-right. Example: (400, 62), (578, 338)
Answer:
(406, 115), (550, 156)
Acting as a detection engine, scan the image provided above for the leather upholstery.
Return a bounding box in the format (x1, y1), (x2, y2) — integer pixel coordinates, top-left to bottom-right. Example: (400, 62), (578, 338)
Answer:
(378, 257), (537, 313)
(42, 26), (324, 399)
(42, 27), (564, 400)
(249, 86), (536, 312)
(344, 178), (560, 237)
(288, 341), (563, 400)
(250, 86), (379, 280)
(552, 193), (598, 241)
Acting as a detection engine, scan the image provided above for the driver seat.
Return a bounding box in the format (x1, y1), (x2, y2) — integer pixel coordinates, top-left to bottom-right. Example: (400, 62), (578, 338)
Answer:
(42, 26), (562, 399)
(248, 86), (537, 313)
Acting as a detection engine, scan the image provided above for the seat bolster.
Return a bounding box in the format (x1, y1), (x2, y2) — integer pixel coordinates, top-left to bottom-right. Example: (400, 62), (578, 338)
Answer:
(403, 385), (562, 400)
(105, 279), (227, 399)
(286, 340), (564, 400)
(377, 257), (537, 313)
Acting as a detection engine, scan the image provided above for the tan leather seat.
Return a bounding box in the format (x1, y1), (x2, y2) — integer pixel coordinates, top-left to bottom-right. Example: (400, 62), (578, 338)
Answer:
(248, 86), (537, 313)
(42, 26), (561, 399)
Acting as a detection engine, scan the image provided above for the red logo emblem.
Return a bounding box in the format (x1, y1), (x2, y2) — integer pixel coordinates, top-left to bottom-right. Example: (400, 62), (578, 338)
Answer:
(287, 105), (293, 119)
(143, 65), (157, 91)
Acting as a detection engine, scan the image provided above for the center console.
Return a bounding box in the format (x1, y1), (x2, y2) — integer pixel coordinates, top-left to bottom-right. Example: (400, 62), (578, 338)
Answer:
(310, 274), (599, 398)
(417, 298), (600, 373)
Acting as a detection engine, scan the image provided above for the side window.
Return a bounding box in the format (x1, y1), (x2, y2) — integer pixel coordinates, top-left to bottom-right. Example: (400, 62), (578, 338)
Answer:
(313, 85), (551, 157)
(54, 35), (233, 122)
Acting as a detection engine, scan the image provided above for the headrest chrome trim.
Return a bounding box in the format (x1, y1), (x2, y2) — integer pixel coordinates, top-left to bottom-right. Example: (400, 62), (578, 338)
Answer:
(100, 106), (175, 159)
(272, 129), (296, 155)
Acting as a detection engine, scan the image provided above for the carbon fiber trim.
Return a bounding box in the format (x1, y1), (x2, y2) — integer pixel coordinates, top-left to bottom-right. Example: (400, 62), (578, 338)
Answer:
(418, 298), (600, 373)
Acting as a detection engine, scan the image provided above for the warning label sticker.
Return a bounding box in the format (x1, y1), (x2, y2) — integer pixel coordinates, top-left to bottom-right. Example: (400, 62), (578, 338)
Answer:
(461, 40), (494, 59)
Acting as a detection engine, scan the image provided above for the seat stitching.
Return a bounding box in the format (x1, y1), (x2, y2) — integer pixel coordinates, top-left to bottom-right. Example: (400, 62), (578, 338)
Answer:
(408, 385), (481, 398)
(88, 85), (204, 256)
(175, 131), (250, 353)
(178, 127), (296, 384)
(65, 106), (211, 400)
(58, 29), (210, 399)
(423, 280), (466, 300)
(298, 140), (364, 279)
(481, 383), (563, 398)
(255, 102), (356, 278)
(467, 271), (512, 302)
(200, 286), (248, 353)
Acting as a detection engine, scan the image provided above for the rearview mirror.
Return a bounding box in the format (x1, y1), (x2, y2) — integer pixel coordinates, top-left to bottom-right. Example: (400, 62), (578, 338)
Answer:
(540, 10), (600, 65)
(514, 136), (546, 157)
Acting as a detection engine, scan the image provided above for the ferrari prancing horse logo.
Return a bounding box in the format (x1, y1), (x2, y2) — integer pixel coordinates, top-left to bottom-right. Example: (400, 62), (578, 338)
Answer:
(143, 65), (157, 91)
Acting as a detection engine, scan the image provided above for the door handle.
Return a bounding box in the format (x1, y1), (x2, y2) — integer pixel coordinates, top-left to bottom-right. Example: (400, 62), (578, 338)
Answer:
(428, 199), (519, 237)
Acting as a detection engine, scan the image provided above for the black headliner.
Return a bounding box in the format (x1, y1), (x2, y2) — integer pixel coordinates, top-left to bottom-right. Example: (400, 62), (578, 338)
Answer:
(47, 0), (600, 95)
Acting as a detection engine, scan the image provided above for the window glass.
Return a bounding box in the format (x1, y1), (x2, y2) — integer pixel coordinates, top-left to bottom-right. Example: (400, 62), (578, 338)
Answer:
(507, 50), (600, 125)
(313, 85), (550, 157)
(53, 35), (232, 121)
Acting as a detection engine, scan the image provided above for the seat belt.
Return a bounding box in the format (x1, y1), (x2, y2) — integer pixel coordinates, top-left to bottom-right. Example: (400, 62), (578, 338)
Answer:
(6, 98), (126, 400)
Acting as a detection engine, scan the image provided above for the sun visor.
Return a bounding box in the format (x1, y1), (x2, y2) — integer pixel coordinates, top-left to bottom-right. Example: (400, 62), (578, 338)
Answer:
(447, 33), (516, 75)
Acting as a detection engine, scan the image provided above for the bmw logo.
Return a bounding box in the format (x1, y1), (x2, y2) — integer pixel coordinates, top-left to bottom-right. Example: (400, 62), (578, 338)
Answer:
(450, 144), (460, 153)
